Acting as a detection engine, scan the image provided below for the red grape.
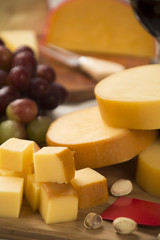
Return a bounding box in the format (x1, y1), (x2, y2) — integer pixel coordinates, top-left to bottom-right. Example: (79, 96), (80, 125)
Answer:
(36, 64), (56, 82)
(12, 51), (36, 77)
(14, 45), (34, 56)
(0, 39), (5, 46)
(0, 86), (20, 116)
(40, 87), (60, 110)
(6, 98), (38, 124)
(28, 77), (50, 99)
(51, 82), (68, 104)
(0, 70), (7, 88)
(0, 46), (13, 72)
(8, 66), (30, 91)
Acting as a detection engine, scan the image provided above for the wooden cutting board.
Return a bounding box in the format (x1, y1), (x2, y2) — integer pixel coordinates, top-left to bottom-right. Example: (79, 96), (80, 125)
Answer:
(39, 47), (151, 102)
(0, 158), (159, 240)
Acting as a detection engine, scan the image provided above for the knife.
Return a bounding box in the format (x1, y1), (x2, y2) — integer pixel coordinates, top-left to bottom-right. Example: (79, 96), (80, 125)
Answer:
(40, 43), (125, 82)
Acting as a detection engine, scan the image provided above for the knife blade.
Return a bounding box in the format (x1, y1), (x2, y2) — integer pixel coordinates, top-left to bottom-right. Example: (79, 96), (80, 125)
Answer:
(40, 44), (125, 82)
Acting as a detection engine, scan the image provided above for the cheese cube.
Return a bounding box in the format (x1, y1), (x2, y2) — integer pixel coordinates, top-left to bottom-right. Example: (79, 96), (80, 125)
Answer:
(71, 167), (108, 208)
(0, 138), (34, 172)
(25, 174), (41, 211)
(0, 169), (23, 177)
(34, 146), (75, 183)
(0, 176), (23, 218)
(136, 140), (160, 197)
(39, 182), (78, 224)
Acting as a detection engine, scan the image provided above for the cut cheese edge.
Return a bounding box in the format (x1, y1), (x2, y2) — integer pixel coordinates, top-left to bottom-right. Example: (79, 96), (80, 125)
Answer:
(0, 30), (39, 59)
(43, 0), (155, 58)
(95, 64), (160, 130)
(46, 106), (157, 169)
(136, 140), (160, 198)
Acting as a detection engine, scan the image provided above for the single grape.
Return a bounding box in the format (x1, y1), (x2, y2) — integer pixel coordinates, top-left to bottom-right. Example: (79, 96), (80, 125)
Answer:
(6, 98), (38, 124)
(28, 77), (50, 99)
(0, 39), (5, 46)
(52, 82), (68, 104)
(27, 116), (52, 144)
(0, 46), (13, 71)
(0, 120), (26, 144)
(0, 69), (7, 88)
(0, 86), (20, 116)
(12, 51), (36, 77)
(14, 45), (34, 56)
(8, 65), (30, 91)
(36, 64), (56, 82)
(39, 87), (60, 110)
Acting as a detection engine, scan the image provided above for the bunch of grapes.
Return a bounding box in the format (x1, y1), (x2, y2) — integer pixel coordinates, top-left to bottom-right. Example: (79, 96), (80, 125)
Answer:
(0, 38), (68, 144)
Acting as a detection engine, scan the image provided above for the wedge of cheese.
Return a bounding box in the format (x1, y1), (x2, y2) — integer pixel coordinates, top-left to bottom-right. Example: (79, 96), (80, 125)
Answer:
(95, 64), (160, 130)
(136, 140), (160, 198)
(43, 0), (155, 58)
(46, 106), (157, 169)
(0, 30), (39, 59)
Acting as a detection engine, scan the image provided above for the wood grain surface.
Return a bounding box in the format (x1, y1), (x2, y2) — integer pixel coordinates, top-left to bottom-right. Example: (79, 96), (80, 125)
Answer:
(0, 158), (159, 240)
(39, 47), (151, 102)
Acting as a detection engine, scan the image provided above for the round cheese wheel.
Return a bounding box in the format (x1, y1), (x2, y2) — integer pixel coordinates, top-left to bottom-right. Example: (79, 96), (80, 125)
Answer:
(46, 106), (157, 169)
(95, 64), (160, 130)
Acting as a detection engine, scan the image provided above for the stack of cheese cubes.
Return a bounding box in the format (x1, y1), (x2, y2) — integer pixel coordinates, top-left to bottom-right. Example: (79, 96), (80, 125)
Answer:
(0, 137), (108, 224)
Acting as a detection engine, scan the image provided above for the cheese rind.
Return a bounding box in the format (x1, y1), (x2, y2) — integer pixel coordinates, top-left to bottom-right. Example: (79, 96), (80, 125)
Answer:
(34, 146), (75, 183)
(46, 106), (157, 169)
(0, 176), (23, 218)
(71, 167), (108, 208)
(0, 138), (34, 172)
(136, 140), (160, 198)
(39, 182), (78, 224)
(95, 64), (160, 130)
(43, 0), (155, 58)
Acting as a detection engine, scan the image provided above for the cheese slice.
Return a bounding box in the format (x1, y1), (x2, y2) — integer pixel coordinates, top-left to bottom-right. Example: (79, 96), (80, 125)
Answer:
(136, 140), (160, 198)
(43, 0), (155, 58)
(71, 167), (108, 208)
(0, 30), (39, 59)
(46, 106), (157, 169)
(95, 64), (160, 130)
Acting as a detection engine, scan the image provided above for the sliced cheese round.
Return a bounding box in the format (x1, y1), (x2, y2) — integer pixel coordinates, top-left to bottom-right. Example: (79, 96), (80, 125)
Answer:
(42, 0), (155, 58)
(95, 64), (160, 130)
(136, 140), (160, 197)
(46, 106), (157, 169)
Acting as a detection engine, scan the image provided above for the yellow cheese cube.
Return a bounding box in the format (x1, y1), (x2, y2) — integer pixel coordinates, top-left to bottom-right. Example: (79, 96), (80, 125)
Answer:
(39, 182), (78, 224)
(34, 146), (75, 183)
(0, 169), (23, 177)
(71, 167), (108, 208)
(95, 64), (160, 130)
(136, 140), (160, 197)
(0, 138), (34, 172)
(25, 174), (41, 211)
(0, 176), (23, 218)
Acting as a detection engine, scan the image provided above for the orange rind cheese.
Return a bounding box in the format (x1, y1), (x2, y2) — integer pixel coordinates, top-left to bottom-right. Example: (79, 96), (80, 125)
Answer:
(43, 0), (155, 58)
(95, 64), (160, 130)
(46, 106), (157, 169)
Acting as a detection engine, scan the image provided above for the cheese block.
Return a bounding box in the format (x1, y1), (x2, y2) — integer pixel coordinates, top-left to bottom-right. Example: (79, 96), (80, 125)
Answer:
(34, 146), (75, 183)
(95, 64), (160, 130)
(136, 140), (160, 198)
(71, 167), (108, 208)
(39, 182), (78, 224)
(0, 138), (34, 172)
(25, 174), (41, 211)
(43, 0), (155, 58)
(46, 106), (157, 169)
(0, 30), (39, 59)
(0, 176), (23, 218)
